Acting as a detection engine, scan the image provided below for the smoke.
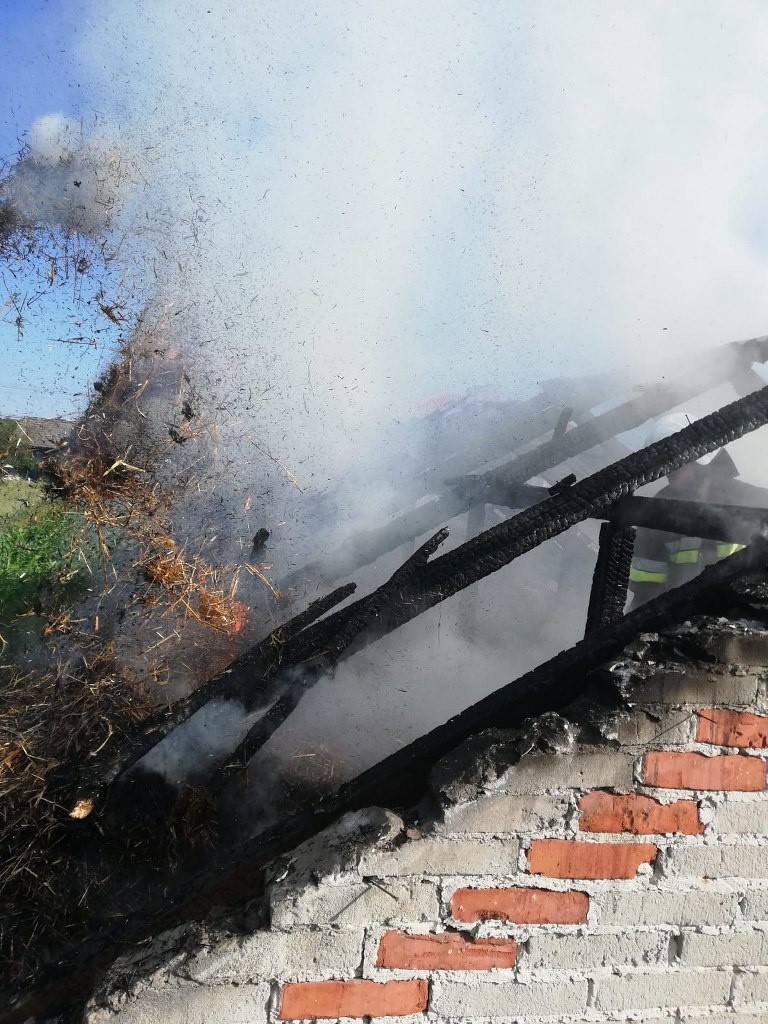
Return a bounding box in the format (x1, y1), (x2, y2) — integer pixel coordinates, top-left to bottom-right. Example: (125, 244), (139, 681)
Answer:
(2, 112), (134, 236)
(11, 2), (768, 792)
(136, 698), (253, 786)
(67, 0), (768, 502)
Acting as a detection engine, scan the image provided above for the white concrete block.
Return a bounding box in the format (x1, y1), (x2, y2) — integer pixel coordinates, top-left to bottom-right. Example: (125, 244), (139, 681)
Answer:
(87, 981), (269, 1024)
(631, 670), (759, 706)
(667, 845), (768, 879)
(184, 928), (363, 983)
(735, 968), (768, 1003)
(439, 793), (569, 834)
(681, 929), (768, 967)
(682, 1014), (765, 1024)
(430, 977), (588, 1017)
(496, 750), (636, 795)
(741, 890), (768, 922)
(711, 799), (768, 835)
(597, 889), (739, 927)
(271, 878), (440, 929)
(594, 969), (731, 1012)
(526, 930), (667, 969)
(617, 708), (696, 746)
(359, 838), (519, 876)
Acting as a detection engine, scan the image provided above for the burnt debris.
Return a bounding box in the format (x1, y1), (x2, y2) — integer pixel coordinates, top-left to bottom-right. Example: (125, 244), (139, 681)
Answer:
(5, 336), (768, 1020)
(251, 527), (270, 554)
(70, 351), (768, 803)
(584, 522), (636, 634)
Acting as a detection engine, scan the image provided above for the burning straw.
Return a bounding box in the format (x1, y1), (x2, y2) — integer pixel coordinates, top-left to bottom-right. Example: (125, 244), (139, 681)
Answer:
(0, 648), (155, 986)
(141, 534), (250, 634)
(0, 329), (266, 990)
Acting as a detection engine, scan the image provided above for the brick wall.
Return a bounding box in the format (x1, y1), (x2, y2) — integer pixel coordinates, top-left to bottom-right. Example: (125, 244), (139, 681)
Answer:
(88, 621), (768, 1023)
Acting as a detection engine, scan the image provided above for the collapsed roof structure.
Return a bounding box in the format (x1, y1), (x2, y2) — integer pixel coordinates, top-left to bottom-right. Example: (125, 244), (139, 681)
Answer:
(5, 335), (768, 1022)
(86, 336), (768, 794)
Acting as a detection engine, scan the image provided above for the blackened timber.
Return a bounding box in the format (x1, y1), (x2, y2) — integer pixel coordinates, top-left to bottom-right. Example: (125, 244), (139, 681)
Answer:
(298, 536), (768, 810)
(112, 487), (768, 792)
(96, 387), (768, 795)
(475, 336), (768, 506)
(553, 405), (574, 439)
(478, 490), (768, 547)
(236, 533), (454, 764)
(426, 385), (768, 591)
(403, 396), (586, 503)
(279, 484), (548, 591)
(609, 496), (768, 543)
(585, 522), (635, 634)
(103, 534), (448, 794)
(339, 385), (768, 657)
(283, 337), (768, 590)
(10, 538), (767, 1024)
(84, 583), (357, 792)
(418, 334), (768, 505)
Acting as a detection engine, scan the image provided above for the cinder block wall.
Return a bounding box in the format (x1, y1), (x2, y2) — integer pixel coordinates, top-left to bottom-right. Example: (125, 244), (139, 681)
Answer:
(89, 622), (768, 1023)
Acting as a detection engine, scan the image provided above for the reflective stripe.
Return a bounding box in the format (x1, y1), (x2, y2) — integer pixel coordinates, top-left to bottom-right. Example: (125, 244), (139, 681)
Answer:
(633, 557), (668, 573)
(630, 557), (669, 584)
(629, 567), (669, 583)
(667, 536), (702, 550)
(669, 549), (701, 565)
(716, 543), (746, 559)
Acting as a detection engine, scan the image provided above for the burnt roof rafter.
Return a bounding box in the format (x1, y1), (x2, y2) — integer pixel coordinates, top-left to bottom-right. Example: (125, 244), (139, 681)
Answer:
(78, 370), (768, 809)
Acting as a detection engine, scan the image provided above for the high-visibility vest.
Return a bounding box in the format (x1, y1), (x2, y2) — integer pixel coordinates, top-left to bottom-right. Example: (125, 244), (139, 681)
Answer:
(630, 538), (746, 589)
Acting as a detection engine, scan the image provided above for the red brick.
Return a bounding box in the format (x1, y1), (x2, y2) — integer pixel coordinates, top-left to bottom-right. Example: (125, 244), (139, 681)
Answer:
(376, 930), (519, 970)
(578, 790), (702, 835)
(279, 979), (427, 1020)
(527, 839), (657, 879)
(697, 708), (768, 749)
(450, 886), (588, 925)
(643, 750), (766, 792)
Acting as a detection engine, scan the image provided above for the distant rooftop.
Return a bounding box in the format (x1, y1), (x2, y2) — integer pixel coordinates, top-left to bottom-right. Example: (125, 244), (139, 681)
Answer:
(11, 415), (75, 452)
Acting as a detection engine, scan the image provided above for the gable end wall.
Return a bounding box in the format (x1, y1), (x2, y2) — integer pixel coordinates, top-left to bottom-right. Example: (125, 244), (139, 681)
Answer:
(89, 624), (768, 1023)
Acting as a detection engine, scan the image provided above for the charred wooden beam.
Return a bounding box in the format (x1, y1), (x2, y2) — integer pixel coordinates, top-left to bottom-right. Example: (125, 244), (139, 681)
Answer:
(10, 536), (767, 1024)
(218, 490), (768, 779)
(204, 390), (768, 775)
(477, 492), (768, 547)
(285, 337), (768, 590)
(336, 384), (768, 656)
(609, 495), (768, 543)
(72, 384), (768, 813)
(284, 534), (768, 819)
(584, 522), (635, 635)
(280, 483), (548, 590)
(553, 405), (574, 439)
(81, 582), (357, 794)
(412, 335), (768, 505)
(475, 336), (768, 508)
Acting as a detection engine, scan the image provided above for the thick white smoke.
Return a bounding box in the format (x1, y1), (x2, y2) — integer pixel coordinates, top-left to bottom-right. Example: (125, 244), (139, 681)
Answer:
(16, 1), (768, 789)
(5, 112), (134, 235)
(68, 0), (768, 506)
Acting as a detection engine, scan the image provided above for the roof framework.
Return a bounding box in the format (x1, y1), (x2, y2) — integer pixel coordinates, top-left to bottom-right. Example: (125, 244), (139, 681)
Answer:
(5, 336), (768, 1022)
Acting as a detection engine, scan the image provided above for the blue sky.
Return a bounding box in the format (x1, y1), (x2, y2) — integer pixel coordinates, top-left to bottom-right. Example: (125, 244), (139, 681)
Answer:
(0, 0), (117, 419)
(0, 0), (85, 157)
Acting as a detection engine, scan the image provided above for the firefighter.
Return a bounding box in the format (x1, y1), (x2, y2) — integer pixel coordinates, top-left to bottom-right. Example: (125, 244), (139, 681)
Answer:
(627, 412), (766, 608)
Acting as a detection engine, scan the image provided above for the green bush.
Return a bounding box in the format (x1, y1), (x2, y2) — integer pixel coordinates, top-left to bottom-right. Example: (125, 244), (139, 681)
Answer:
(0, 499), (89, 642)
(0, 417), (38, 472)
(0, 416), (15, 453)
